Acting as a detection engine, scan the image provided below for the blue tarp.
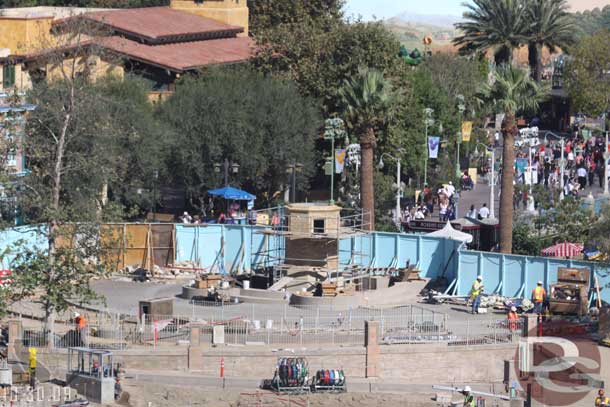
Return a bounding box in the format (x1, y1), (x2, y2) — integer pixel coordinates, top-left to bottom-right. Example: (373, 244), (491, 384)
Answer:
(207, 186), (255, 201)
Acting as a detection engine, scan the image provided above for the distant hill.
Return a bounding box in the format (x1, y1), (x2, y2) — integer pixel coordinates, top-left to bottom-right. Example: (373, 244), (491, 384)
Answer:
(385, 14), (460, 51)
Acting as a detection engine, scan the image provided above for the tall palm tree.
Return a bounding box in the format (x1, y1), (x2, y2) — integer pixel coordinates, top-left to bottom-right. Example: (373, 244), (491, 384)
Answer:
(454, 0), (528, 65)
(479, 65), (546, 253)
(526, 0), (575, 82)
(339, 68), (393, 231)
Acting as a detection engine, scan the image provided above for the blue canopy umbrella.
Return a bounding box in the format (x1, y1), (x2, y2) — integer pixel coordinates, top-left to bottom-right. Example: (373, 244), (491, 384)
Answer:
(207, 186), (256, 201)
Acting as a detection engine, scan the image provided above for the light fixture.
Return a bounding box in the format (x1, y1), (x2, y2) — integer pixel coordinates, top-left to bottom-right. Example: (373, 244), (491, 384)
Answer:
(231, 163), (240, 174)
(377, 157), (385, 169)
(213, 163), (221, 173)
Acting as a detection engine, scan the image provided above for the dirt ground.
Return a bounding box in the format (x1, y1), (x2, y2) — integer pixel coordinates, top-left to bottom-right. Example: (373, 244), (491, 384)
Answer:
(109, 382), (507, 407)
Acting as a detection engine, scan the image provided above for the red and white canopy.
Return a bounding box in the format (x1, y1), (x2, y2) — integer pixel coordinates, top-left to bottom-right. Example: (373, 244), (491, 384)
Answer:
(541, 242), (584, 258)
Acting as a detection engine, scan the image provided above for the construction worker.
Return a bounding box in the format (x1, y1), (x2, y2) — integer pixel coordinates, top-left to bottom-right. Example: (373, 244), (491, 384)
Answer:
(470, 276), (484, 314)
(462, 385), (475, 407)
(531, 281), (546, 315)
(507, 306), (519, 331)
(74, 312), (88, 346)
(28, 347), (37, 389)
(596, 389), (610, 407)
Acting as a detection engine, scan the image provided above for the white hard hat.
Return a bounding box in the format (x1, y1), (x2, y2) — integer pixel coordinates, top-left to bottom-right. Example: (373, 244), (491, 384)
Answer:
(511, 306), (517, 312)
(537, 281), (543, 285)
(477, 275), (482, 280)
(183, 211), (188, 216)
(73, 312), (80, 318)
(464, 385), (472, 392)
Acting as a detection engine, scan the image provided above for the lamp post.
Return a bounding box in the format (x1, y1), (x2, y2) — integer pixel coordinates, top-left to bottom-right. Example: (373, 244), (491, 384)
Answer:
(152, 169), (159, 222)
(424, 108), (435, 187)
(324, 118), (346, 205)
(456, 95), (466, 178)
(214, 158), (240, 186)
(378, 151), (403, 227)
(474, 143), (496, 219)
(286, 162), (304, 203)
(544, 131), (565, 200)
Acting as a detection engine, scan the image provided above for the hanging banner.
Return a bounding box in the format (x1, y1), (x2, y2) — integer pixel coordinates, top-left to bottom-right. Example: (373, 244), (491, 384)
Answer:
(428, 136), (440, 159)
(582, 129), (592, 141)
(495, 113), (505, 131)
(335, 149), (346, 174)
(461, 121), (473, 142)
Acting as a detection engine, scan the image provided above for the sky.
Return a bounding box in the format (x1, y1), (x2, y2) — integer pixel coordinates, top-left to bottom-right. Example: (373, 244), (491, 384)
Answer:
(344, 0), (610, 21)
(344, 0), (465, 21)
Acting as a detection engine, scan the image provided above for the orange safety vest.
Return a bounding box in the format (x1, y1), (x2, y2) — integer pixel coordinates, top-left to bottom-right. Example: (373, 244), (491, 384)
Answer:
(76, 316), (87, 330)
(532, 286), (546, 303)
(507, 312), (518, 331)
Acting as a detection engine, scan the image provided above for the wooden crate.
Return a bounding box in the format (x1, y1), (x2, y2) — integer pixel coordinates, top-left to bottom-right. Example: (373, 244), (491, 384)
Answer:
(321, 283), (337, 297)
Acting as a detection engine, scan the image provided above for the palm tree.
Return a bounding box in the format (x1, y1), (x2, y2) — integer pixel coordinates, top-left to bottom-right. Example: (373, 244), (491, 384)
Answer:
(526, 0), (575, 82)
(480, 65), (546, 253)
(339, 68), (393, 231)
(454, 0), (528, 65)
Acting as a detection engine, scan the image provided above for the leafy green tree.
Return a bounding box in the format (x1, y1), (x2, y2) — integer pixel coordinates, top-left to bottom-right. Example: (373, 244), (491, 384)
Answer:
(569, 6), (610, 37)
(564, 30), (610, 117)
(339, 68), (394, 231)
(247, 0), (344, 36)
(252, 19), (402, 116)
(479, 65), (546, 253)
(454, 0), (527, 65)
(159, 68), (322, 208)
(588, 204), (610, 260)
(512, 219), (550, 256)
(526, 0), (576, 81)
(538, 197), (593, 244)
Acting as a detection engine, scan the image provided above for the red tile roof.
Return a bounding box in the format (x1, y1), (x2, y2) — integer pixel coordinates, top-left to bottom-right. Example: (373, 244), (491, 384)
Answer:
(54, 7), (243, 44)
(99, 36), (254, 72)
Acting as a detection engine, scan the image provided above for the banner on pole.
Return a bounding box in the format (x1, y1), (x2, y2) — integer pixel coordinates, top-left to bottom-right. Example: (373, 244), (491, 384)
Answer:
(428, 136), (440, 159)
(335, 149), (346, 173)
(461, 121), (473, 142)
(495, 114), (505, 131)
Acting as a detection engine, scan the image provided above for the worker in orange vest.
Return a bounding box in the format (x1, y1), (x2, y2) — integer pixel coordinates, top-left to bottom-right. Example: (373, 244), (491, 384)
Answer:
(507, 306), (519, 331)
(531, 281), (546, 315)
(74, 312), (88, 346)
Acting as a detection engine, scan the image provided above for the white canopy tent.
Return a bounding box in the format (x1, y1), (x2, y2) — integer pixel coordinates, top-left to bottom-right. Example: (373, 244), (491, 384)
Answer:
(426, 221), (473, 244)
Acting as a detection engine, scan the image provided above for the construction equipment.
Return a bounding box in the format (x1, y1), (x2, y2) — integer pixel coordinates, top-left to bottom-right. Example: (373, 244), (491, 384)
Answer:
(432, 385), (512, 401)
(548, 268), (590, 316)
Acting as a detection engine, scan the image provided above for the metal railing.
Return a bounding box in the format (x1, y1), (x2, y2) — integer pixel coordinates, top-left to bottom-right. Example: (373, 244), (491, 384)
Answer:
(14, 304), (523, 350)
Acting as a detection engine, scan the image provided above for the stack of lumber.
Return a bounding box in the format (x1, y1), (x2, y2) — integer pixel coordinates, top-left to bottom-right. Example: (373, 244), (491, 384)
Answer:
(194, 274), (222, 289)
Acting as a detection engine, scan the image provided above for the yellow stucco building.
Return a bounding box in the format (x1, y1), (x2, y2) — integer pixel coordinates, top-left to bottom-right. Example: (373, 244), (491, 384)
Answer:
(0, 0), (251, 94)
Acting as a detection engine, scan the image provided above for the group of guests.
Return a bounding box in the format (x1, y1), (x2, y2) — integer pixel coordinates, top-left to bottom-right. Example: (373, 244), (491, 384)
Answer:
(516, 131), (608, 200)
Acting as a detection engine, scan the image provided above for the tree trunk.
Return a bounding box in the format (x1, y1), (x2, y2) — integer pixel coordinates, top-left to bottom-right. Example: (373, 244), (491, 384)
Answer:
(360, 128), (376, 231)
(494, 45), (512, 66)
(499, 112), (517, 253)
(528, 42), (542, 82)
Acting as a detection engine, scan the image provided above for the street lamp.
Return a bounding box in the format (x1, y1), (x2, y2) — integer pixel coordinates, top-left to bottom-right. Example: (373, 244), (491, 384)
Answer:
(286, 162), (304, 203)
(214, 158), (240, 186)
(474, 143), (496, 219)
(456, 95), (466, 178)
(424, 108), (435, 187)
(378, 150), (404, 227)
(544, 131), (565, 200)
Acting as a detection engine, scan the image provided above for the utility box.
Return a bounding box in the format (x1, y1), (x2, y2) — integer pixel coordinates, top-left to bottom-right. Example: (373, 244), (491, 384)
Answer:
(139, 297), (174, 319)
(549, 268), (590, 316)
(213, 325), (225, 345)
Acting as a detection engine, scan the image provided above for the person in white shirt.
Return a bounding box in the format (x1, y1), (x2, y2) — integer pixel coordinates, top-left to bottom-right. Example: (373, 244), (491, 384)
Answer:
(415, 207), (426, 220)
(478, 203), (490, 219)
(446, 181), (455, 199)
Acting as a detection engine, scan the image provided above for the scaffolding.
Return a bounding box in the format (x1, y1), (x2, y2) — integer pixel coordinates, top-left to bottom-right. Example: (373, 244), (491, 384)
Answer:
(248, 204), (373, 285)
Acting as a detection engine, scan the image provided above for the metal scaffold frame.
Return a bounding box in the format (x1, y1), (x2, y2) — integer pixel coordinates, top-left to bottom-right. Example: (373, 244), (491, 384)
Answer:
(248, 205), (373, 285)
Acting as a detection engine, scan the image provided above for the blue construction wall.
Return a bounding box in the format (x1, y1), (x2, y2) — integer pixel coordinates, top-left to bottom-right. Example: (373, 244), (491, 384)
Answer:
(0, 225), (47, 267)
(174, 224), (282, 274)
(1, 224), (609, 304)
(456, 250), (610, 304)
